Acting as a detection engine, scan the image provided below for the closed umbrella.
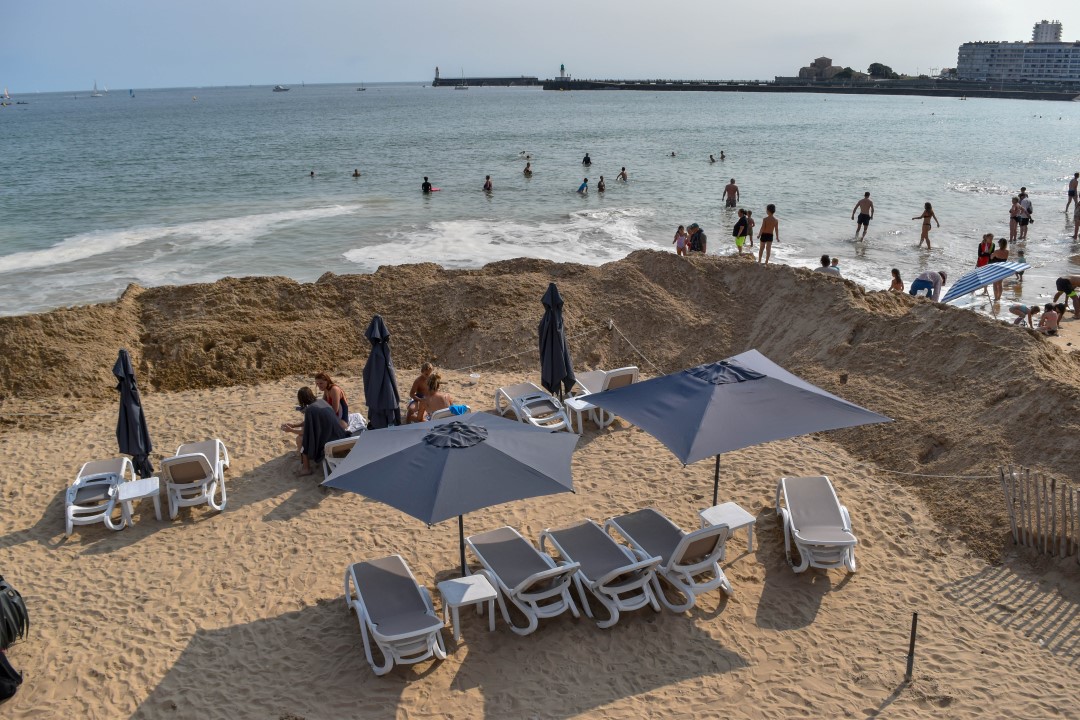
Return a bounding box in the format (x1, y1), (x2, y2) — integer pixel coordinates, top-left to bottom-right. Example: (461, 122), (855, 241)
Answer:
(586, 349), (892, 505)
(362, 314), (401, 429)
(113, 349), (154, 478)
(941, 262), (1030, 304)
(538, 283), (575, 398)
(323, 412), (578, 575)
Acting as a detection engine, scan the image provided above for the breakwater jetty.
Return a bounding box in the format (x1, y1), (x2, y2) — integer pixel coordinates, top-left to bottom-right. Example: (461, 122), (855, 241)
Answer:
(542, 78), (1080, 102)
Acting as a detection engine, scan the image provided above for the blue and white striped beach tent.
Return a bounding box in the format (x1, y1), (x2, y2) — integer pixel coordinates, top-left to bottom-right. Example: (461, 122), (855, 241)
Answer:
(940, 262), (1030, 304)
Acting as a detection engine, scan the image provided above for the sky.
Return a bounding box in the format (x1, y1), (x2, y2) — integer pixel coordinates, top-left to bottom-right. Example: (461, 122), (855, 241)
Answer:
(4, 1), (1080, 92)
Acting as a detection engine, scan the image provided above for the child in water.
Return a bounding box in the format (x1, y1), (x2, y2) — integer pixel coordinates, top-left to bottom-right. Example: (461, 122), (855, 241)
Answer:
(673, 225), (688, 256)
(889, 268), (903, 292)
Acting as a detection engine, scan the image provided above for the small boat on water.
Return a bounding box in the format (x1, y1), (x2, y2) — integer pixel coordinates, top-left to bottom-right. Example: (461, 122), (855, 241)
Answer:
(91, 81), (103, 98)
(357, 82), (366, 91)
(273, 85), (290, 92)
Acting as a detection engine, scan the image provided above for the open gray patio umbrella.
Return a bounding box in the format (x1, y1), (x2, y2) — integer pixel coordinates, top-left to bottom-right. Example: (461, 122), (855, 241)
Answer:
(113, 349), (154, 478)
(585, 349), (892, 505)
(362, 314), (401, 429)
(538, 282), (575, 398)
(323, 413), (578, 575)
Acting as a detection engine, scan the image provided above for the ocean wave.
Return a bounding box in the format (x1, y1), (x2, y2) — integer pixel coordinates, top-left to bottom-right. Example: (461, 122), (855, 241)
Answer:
(0, 205), (354, 274)
(343, 207), (657, 270)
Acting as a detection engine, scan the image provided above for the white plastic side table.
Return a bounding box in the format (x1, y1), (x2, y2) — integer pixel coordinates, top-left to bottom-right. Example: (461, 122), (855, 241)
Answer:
(699, 502), (756, 552)
(437, 575), (497, 642)
(118, 477), (162, 526)
(563, 396), (598, 434)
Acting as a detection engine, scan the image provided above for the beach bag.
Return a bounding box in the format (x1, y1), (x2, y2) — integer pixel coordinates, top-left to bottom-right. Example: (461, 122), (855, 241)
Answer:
(0, 652), (21, 701)
(0, 577), (29, 651)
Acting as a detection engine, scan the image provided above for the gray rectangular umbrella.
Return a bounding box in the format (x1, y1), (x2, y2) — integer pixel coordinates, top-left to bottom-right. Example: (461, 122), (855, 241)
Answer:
(538, 283), (575, 398)
(585, 349), (892, 505)
(362, 314), (401, 429)
(113, 349), (154, 478)
(323, 412), (579, 575)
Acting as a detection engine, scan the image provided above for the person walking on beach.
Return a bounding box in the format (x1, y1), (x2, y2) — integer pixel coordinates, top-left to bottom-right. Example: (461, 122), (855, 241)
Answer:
(673, 225), (689, 256)
(483, 175), (493, 192)
(723, 179), (739, 208)
(597, 176), (606, 193)
(1067, 172), (1079, 214)
(757, 204), (778, 264)
(582, 153), (592, 166)
(852, 192), (874, 241)
(909, 270), (946, 301)
(616, 167), (628, 182)
(912, 202), (939, 249)
(577, 178), (588, 194)
(988, 238), (1009, 301)
(732, 209), (749, 255)
(422, 177), (432, 194)
(1008, 196), (1021, 242)
(1018, 193), (1033, 241)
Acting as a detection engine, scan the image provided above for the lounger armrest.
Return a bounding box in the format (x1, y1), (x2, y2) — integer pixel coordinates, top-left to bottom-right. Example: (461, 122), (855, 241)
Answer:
(593, 555), (662, 589)
(512, 562), (580, 598)
(840, 505), (853, 533)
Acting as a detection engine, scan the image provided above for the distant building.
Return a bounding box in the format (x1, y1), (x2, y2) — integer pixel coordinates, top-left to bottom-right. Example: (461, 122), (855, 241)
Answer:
(957, 21), (1080, 83)
(798, 57), (843, 80)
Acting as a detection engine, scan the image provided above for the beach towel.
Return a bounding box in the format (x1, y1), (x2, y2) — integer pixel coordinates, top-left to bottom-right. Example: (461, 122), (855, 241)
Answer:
(449, 404), (468, 416)
(301, 399), (348, 464)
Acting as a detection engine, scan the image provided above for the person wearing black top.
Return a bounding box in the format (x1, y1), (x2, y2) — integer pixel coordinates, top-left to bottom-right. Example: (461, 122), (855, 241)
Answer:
(422, 177), (432, 193)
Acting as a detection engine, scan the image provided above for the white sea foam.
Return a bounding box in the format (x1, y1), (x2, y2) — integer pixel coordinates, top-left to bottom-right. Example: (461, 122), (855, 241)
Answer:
(0, 205), (354, 274)
(343, 207), (657, 270)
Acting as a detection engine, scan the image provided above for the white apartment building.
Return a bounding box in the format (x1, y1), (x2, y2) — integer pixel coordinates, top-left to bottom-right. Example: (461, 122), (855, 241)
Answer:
(957, 21), (1080, 82)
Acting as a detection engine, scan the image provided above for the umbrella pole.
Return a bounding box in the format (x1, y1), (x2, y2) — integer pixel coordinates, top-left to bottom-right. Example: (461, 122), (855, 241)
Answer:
(459, 515), (466, 577)
(713, 455), (721, 507)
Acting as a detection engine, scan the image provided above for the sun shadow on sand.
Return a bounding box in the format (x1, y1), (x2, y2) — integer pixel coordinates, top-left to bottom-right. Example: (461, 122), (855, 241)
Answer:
(446, 608), (746, 717)
(936, 563), (1080, 664)
(754, 507), (851, 630)
(134, 587), (746, 719)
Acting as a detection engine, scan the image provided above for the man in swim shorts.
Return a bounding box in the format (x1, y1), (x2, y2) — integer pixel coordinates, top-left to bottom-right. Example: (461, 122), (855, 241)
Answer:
(1067, 172), (1079, 214)
(909, 270), (947, 302)
(422, 177), (432, 194)
(1054, 275), (1080, 317)
(851, 192), (874, 240)
(582, 153), (592, 166)
(722, 179), (739, 208)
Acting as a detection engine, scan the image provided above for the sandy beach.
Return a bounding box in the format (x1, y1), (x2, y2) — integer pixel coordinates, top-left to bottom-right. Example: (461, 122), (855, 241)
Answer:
(1, 251), (1078, 718)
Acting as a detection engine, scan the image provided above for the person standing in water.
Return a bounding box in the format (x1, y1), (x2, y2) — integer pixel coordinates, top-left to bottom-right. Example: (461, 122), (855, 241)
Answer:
(422, 177), (432, 194)
(912, 202), (939, 249)
(616, 167), (628, 181)
(1067, 172), (1079, 214)
(483, 175), (493, 192)
(597, 176), (606, 193)
(352, 169), (361, 177)
(577, 178), (588, 194)
(851, 192), (874, 241)
(757, 204), (778, 264)
(582, 153), (592, 166)
(523, 162), (532, 177)
(722, 179), (740, 208)
(709, 154), (716, 163)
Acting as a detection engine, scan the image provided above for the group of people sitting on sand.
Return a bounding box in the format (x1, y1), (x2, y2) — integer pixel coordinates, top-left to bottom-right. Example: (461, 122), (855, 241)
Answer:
(279, 365), (459, 475)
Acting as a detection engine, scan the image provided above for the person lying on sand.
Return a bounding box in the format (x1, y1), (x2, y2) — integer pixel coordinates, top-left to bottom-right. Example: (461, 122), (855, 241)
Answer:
(406, 362), (434, 423)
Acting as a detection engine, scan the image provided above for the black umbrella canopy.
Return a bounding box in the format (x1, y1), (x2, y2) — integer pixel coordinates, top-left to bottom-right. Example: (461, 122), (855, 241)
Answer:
(362, 314), (401, 429)
(113, 349), (154, 478)
(538, 282), (576, 397)
(324, 413), (578, 574)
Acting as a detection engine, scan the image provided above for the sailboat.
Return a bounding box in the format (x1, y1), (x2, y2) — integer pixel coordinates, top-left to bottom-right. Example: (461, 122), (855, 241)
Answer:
(91, 81), (103, 97)
(356, 81), (366, 91)
(455, 68), (468, 90)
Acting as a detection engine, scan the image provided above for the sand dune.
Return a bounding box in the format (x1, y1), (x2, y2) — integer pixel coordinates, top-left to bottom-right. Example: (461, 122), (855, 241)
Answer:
(0, 252), (1078, 718)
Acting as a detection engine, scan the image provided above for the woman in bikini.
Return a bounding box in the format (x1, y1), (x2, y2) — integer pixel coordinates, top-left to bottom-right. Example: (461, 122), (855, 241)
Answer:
(988, 238), (1009, 301)
(912, 202), (939, 249)
(1009, 196), (1021, 242)
(417, 373), (453, 420)
(314, 372), (349, 431)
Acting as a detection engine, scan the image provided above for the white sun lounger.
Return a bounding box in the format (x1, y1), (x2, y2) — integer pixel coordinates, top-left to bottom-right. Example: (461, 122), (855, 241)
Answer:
(65, 457), (136, 536)
(429, 404), (471, 421)
(161, 439), (229, 518)
(344, 554), (447, 676)
(466, 526), (580, 636)
(494, 381), (571, 431)
(570, 366), (640, 428)
(776, 476), (857, 573)
(322, 436), (359, 477)
(605, 508), (732, 612)
(495, 382), (544, 416)
(540, 519), (661, 628)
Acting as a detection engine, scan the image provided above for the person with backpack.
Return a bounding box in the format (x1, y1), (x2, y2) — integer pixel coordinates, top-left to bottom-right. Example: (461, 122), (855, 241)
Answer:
(687, 223), (707, 254)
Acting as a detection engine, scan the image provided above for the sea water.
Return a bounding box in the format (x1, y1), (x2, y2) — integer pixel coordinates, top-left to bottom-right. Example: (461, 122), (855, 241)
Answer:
(1, 83), (1078, 316)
